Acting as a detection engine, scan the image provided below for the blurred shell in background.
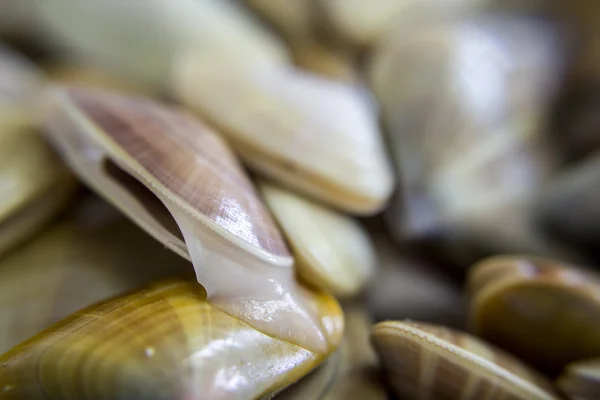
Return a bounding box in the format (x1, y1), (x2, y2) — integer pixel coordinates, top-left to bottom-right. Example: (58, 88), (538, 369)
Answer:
(539, 152), (600, 260)
(557, 359), (600, 400)
(30, 0), (290, 89)
(469, 256), (600, 376)
(0, 44), (44, 129)
(0, 45), (76, 256)
(0, 279), (343, 400)
(259, 182), (376, 298)
(0, 196), (192, 355)
(366, 232), (466, 329)
(370, 14), (565, 265)
(175, 64), (394, 215)
(372, 321), (559, 400)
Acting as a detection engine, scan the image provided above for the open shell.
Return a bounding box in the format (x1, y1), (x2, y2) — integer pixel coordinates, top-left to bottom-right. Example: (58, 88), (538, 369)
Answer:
(0, 279), (343, 400)
(371, 320), (559, 400)
(174, 64), (394, 215)
(259, 181), (376, 298)
(41, 85), (341, 354)
(370, 14), (563, 263)
(468, 256), (600, 376)
(31, 0), (289, 88)
(557, 359), (600, 400)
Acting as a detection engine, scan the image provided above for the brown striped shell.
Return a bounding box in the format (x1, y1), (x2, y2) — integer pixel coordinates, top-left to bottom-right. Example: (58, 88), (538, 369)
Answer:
(0, 279), (344, 400)
(468, 256), (600, 376)
(174, 64), (395, 215)
(557, 359), (600, 400)
(41, 85), (336, 354)
(371, 320), (559, 400)
(370, 14), (562, 264)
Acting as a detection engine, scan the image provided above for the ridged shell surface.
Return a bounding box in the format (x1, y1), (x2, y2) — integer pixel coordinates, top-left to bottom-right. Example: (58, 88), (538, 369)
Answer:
(0, 280), (343, 400)
(469, 256), (600, 376)
(371, 321), (558, 400)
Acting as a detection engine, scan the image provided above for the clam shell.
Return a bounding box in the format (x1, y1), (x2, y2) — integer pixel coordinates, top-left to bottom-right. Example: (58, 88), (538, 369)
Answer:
(370, 14), (562, 263)
(0, 196), (192, 354)
(0, 126), (76, 256)
(174, 64), (394, 215)
(0, 45), (43, 130)
(371, 320), (559, 400)
(259, 181), (376, 298)
(31, 0), (289, 88)
(322, 306), (387, 400)
(41, 86), (340, 353)
(468, 256), (600, 376)
(0, 279), (343, 400)
(557, 359), (600, 400)
(291, 42), (357, 82)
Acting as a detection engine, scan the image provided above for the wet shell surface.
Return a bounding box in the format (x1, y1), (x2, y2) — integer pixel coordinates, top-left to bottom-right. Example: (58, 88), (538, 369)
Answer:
(259, 182), (376, 298)
(468, 256), (600, 376)
(557, 359), (600, 400)
(41, 85), (340, 354)
(174, 64), (394, 215)
(370, 14), (561, 260)
(371, 320), (559, 400)
(0, 196), (192, 354)
(0, 279), (343, 400)
(32, 0), (289, 88)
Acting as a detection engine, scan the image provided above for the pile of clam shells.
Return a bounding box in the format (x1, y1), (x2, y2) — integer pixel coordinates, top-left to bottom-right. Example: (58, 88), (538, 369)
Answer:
(1, 1), (600, 399)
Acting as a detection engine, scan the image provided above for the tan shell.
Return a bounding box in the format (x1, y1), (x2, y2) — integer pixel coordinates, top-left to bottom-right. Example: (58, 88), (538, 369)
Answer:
(0, 279), (343, 400)
(468, 256), (600, 376)
(370, 14), (562, 263)
(0, 45), (43, 130)
(174, 64), (394, 215)
(32, 0), (289, 88)
(259, 182), (376, 297)
(371, 320), (559, 400)
(41, 85), (339, 353)
(0, 196), (193, 354)
(557, 359), (600, 400)
(291, 42), (358, 82)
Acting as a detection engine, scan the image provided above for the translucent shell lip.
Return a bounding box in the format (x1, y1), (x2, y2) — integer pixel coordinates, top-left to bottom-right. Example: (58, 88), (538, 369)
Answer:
(43, 85), (292, 266)
(371, 321), (559, 400)
(0, 279), (343, 400)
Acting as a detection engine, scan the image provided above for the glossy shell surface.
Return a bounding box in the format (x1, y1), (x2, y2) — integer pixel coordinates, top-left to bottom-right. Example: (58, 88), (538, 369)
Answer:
(0, 279), (343, 400)
(469, 256), (600, 376)
(371, 320), (558, 400)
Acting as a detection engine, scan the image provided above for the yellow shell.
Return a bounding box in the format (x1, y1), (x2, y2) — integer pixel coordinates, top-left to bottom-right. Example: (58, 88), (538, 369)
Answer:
(174, 64), (395, 215)
(0, 196), (192, 355)
(371, 320), (559, 400)
(32, 0), (289, 89)
(259, 182), (376, 298)
(468, 256), (600, 376)
(0, 279), (343, 400)
(557, 359), (600, 400)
